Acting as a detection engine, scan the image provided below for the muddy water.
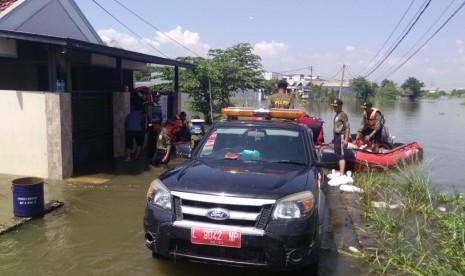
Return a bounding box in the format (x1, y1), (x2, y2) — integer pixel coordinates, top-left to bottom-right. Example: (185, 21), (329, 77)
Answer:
(0, 161), (363, 276)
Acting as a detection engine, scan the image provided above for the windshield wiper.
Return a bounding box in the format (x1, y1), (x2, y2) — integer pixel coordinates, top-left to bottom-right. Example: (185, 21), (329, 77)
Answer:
(272, 160), (307, 166)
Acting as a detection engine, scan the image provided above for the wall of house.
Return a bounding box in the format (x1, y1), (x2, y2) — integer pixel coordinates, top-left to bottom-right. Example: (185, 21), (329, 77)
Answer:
(45, 93), (72, 179)
(0, 90), (49, 177)
(0, 90), (72, 179)
(113, 92), (130, 158)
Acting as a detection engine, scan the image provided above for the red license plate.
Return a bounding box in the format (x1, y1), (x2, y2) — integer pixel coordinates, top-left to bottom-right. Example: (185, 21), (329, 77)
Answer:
(191, 228), (242, 248)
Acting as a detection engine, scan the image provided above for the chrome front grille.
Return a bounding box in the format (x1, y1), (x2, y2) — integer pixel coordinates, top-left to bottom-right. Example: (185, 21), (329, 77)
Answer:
(171, 191), (275, 235)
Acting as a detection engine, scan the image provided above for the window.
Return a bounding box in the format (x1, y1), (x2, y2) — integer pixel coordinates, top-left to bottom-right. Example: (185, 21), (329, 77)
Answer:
(198, 126), (308, 165)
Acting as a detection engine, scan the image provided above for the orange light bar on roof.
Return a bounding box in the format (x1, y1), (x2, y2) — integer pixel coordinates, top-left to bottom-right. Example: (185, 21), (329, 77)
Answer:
(221, 107), (255, 117)
(269, 109), (306, 118)
(221, 107), (306, 119)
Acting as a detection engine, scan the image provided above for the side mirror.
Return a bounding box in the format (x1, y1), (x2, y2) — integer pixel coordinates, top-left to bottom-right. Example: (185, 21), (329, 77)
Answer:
(315, 147), (339, 168)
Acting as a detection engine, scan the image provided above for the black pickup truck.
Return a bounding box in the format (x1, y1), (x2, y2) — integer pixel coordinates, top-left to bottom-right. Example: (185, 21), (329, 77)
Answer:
(144, 108), (327, 273)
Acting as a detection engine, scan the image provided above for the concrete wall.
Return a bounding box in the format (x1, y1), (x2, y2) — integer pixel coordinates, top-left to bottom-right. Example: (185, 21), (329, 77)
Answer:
(0, 90), (72, 179)
(113, 92), (130, 158)
(0, 90), (49, 177)
(45, 93), (72, 179)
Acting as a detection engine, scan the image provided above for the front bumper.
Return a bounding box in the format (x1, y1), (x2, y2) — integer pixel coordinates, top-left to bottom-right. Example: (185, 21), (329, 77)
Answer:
(144, 205), (319, 271)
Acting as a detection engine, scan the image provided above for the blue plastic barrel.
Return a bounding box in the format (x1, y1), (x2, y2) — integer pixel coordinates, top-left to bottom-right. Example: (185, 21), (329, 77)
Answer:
(12, 177), (44, 217)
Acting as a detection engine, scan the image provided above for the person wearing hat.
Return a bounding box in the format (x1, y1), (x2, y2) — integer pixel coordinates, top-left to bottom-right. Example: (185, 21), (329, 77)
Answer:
(355, 101), (384, 152)
(331, 99), (350, 175)
(268, 80), (294, 109)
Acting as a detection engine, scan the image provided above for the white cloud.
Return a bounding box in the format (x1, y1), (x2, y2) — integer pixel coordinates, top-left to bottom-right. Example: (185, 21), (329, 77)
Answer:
(253, 41), (289, 58)
(156, 26), (198, 46)
(344, 45), (355, 52)
(253, 41), (296, 71)
(99, 29), (160, 54)
(97, 26), (210, 58)
(456, 39), (464, 55)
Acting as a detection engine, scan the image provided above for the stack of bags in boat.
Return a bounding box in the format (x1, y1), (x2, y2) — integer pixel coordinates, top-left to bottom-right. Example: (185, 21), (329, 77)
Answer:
(327, 170), (364, 193)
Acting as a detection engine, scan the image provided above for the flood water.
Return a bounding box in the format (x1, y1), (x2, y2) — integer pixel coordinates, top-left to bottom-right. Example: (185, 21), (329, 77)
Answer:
(1, 97), (463, 276)
(302, 97), (465, 193)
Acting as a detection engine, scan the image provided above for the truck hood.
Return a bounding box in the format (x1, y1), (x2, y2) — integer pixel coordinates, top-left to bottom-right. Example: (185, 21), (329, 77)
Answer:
(160, 159), (313, 200)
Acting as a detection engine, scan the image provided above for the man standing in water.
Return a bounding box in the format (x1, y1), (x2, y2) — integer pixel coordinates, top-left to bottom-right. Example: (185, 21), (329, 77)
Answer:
(268, 80), (294, 109)
(331, 99), (350, 174)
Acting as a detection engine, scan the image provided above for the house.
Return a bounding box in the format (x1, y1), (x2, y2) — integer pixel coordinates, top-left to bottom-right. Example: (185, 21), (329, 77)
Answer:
(0, 0), (194, 179)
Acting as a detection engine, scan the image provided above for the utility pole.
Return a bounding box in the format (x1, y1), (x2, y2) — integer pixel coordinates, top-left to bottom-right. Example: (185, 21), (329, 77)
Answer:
(310, 66), (313, 84)
(338, 64), (346, 98)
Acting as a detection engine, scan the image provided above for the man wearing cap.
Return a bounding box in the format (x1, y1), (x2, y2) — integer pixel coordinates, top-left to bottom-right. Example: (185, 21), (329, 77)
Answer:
(331, 99), (350, 174)
(356, 101), (384, 152)
(268, 80), (294, 109)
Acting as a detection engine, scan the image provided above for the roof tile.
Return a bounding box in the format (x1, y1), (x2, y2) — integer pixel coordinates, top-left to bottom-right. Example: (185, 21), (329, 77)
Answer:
(0, 0), (19, 13)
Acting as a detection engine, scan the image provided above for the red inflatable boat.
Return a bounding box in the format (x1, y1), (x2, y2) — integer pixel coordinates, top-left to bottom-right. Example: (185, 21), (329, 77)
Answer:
(319, 142), (423, 172)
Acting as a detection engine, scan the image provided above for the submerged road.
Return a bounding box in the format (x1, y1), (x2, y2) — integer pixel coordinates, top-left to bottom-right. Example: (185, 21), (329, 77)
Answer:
(0, 158), (365, 275)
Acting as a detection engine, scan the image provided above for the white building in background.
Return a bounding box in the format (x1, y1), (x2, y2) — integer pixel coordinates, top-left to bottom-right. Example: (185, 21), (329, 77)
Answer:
(263, 71), (353, 93)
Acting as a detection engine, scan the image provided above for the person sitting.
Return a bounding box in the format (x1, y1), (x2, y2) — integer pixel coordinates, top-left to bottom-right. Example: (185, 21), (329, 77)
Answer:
(268, 80), (294, 109)
(355, 101), (384, 152)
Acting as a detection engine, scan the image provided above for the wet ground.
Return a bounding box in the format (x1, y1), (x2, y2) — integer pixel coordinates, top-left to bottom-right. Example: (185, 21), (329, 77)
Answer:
(0, 157), (366, 275)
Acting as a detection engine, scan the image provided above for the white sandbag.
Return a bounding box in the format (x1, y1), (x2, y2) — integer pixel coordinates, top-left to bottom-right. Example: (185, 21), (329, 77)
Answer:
(327, 169), (341, 180)
(371, 201), (400, 209)
(340, 184), (364, 193)
(328, 171), (354, 186)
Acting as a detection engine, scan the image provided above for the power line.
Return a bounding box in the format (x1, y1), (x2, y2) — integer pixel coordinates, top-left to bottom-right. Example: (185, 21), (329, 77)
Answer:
(111, 0), (202, 57)
(90, 0), (169, 58)
(364, 0), (432, 77)
(375, 0), (458, 81)
(345, 65), (357, 79)
(274, 66), (311, 74)
(326, 66), (342, 80)
(357, 0), (417, 76)
(383, 0), (465, 79)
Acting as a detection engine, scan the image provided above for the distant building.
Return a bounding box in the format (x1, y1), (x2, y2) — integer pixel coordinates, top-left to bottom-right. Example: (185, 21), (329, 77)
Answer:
(262, 71), (354, 97)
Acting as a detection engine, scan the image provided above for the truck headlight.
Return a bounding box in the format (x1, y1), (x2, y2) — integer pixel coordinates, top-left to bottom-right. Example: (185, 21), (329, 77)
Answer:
(272, 191), (314, 220)
(147, 179), (172, 210)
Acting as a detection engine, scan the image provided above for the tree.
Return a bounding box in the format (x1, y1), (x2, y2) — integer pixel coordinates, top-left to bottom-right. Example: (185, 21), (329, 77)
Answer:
(380, 79), (396, 87)
(208, 43), (263, 107)
(401, 77), (424, 100)
(351, 77), (374, 101)
(310, 83), (337, 102)
(147, 43), (264, 122)
(263, 78), (278, 96)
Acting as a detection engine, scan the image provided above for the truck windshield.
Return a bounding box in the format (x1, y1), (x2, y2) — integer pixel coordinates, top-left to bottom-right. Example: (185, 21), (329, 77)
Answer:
(198, 126), (308, 165)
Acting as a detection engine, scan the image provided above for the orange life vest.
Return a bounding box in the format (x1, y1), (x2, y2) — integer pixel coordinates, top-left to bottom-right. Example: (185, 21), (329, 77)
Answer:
(365, 108), (381, 130)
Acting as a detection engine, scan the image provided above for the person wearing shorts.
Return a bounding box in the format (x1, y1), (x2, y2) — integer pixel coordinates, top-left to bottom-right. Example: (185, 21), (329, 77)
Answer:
(331, 99), (350, 174)
(125, 105), (147, 162)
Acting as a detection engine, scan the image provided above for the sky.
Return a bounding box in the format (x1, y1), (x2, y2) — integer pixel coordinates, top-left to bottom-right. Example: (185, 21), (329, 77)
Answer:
(74, 0), (465, 90)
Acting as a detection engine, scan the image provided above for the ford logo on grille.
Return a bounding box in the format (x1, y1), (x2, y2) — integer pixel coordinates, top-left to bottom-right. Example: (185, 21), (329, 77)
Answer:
(206, 208), (230, 220)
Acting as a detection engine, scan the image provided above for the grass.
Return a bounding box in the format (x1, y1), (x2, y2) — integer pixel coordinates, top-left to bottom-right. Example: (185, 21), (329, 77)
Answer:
(352, 166), (465, 275)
